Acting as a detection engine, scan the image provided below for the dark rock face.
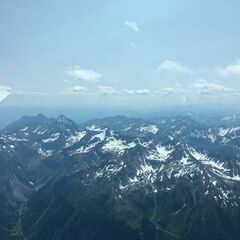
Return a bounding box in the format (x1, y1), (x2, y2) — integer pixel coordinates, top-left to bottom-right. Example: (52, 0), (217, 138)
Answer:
(1, 114), (240, 240)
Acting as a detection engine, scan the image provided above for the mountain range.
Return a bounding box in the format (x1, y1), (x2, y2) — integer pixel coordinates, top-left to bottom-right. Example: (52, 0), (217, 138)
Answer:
(1, 113), (240, 240)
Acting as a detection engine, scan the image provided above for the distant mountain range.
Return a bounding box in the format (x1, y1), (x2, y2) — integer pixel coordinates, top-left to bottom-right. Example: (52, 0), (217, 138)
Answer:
(1, 114), (240, 240)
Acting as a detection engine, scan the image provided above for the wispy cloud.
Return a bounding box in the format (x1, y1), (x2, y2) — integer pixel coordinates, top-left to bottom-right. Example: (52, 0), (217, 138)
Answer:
(8, 78), (240, 104)
(123, 89), (150, 95)
(99, 86), (118, 96)
(192, 79), (233, 95)
(14, 90), (62, 96)
(69, 85), (87, 93)
(217, 59), (240, 78)
(68, 66), (103, 82)
(157, 87), (187, 96)
(0, 85), (11, 103)
(13, 86), (88, 97)
(125, 21), (139, 32)
(156, 60), (192, 74)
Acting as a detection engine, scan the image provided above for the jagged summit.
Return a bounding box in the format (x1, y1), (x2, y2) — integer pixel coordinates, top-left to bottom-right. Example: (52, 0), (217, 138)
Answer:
(56, 114), (73, 124)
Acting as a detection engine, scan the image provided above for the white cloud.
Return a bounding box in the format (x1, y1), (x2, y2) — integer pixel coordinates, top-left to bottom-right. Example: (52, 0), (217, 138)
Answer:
(192, 79), (233, 95)
(68, 66), (103, 82)
(70, 85), (87, 93)
(123, 88), (151, 95)
(156, 60), (192, 74)
(125, 21), (139, 32)
(14, 86), (88, 96)
(14, 90), (61, 96)
(157, 87), (186, 96)
(0, 85), (11, 103)
(217, 59), (240, 78)
(99, 86), (118, 96)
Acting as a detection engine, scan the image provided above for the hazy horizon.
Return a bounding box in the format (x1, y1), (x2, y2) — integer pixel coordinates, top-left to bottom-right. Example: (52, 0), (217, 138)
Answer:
(1, 103), (240, 129)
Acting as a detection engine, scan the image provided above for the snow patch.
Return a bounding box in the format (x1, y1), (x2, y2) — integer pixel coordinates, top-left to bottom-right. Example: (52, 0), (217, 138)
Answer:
(147, 144), (173, 161)
(140, 125), (159, 134)
(42, 133), (60, 143)
(65, 131), (86, 148)
(102, 137), (136, 155)
(38, 148), (54, 157)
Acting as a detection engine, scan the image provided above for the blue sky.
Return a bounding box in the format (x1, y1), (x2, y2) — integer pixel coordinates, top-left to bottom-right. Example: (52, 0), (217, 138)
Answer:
(1, 0), (240, 107)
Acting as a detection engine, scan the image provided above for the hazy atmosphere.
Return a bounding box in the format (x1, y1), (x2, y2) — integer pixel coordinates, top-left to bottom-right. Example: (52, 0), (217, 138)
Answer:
(1, 0), (240, 108)
(2, 1), (240, 240)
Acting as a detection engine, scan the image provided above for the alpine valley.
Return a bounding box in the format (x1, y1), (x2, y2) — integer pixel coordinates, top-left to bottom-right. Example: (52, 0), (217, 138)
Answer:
(1, 113), (240, 240)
